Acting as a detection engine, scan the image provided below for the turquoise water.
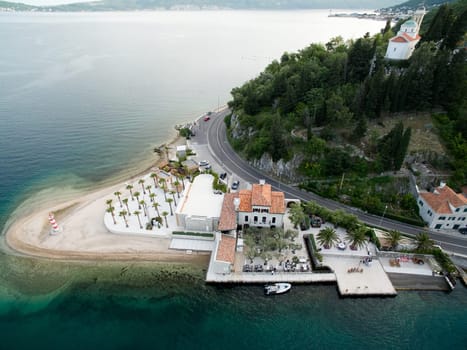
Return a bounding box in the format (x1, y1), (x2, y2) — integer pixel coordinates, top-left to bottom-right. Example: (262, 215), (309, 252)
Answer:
(0, 11), (465, 349)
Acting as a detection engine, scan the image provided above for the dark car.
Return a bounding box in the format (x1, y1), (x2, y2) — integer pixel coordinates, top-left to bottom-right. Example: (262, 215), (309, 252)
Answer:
(219, 172), (227, 180)
(459, 228), (467, 235)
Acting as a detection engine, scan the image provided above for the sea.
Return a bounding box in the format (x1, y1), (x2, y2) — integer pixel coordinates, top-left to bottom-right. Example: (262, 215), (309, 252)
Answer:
(0, 11), (465, 349)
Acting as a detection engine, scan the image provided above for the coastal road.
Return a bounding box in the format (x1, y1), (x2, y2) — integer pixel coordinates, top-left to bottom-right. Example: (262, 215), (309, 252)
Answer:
(205, 109), (467, 256)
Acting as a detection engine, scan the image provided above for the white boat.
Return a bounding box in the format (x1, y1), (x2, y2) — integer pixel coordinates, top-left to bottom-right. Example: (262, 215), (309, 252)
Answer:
(264, 283), (292, 295)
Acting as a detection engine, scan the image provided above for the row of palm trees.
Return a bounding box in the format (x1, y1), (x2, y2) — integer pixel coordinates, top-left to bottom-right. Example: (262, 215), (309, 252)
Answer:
(105, 173), (185, 231)
(316, 226), (368, 250)
(316, 225), (434, 252)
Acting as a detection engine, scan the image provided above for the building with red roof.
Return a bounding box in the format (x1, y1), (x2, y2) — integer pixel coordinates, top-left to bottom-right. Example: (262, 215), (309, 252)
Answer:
(417, 182), (467, 230)
(218, 180), (286, 231)
(385, 9), (425, 60)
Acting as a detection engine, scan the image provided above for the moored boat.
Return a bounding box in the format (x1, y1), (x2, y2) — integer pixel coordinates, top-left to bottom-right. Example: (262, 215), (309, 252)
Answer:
(264, 283), (292, 295)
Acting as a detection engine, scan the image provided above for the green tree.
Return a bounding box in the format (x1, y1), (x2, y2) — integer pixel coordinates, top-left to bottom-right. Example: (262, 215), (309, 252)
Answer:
(384, 230), (402, 250)
(122, 198), (131, 216)
(119, 210), (129, 228)
(133, 210), (143, 229)
(150, 173), (159, 188)
(161, 211), (169, 228)
(152, 202), (161, 217)
(166, 198), (174, 216)
(106, 206), (116, 225)
(346, 226), (367, 250)
(416, 232), (434, 252)
(288, 203), (307, 229)
(139, 179), (146, 194)
(125, 184), (134, 201)
(114, 191), (123, 207)
(316, 227), (339, 249)
(134, 191), (141, 208)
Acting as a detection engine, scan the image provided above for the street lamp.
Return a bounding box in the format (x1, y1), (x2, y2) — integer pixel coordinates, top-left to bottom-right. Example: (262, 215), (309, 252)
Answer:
(379, 205), (388, 226)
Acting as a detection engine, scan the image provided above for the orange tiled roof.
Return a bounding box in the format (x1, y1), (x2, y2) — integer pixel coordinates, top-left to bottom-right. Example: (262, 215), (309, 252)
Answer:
(420, 185), (467, 214)
(237, 183), (285, 214)
(238, 190), (252, 212)
(391, 33), (421, 43)
(216, 235), (236, 264)
(251, 183), (272, 206)
(271, 192), (286, 214)
(218, 193), (238, 231)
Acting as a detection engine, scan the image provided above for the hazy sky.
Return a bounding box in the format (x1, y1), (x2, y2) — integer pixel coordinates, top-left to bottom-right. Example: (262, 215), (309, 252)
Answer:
(21, 0), (92, 5)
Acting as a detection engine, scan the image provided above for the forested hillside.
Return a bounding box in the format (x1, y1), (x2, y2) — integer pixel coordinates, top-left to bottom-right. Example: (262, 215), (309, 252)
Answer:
(226, 1), (466, 220)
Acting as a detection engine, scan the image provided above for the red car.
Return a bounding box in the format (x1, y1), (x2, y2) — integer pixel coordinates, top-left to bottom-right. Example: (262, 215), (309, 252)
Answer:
(203, 116), (210, 121)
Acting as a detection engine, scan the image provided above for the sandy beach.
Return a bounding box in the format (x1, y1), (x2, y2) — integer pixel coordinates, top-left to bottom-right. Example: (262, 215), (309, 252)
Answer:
(4, 135), (209, 265)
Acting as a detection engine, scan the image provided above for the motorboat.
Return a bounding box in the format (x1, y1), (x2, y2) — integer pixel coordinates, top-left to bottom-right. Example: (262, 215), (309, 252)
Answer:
(264, 283), (292, 295)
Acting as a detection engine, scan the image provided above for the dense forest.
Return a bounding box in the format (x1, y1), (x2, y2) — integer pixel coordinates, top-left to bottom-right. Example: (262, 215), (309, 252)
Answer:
(226, 0), (466, 220)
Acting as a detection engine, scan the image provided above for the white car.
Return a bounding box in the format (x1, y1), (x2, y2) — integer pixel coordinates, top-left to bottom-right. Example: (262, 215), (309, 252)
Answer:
(199, 160), (209, 167)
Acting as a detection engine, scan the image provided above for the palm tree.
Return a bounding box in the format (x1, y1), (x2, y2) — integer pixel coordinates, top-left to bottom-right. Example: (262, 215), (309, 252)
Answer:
(122, 198), (131, 216)
(150, 172), (159, 188)
(139, 179), (146, 194)
(161, 211), (169, 228)
(416, 232), (434, 252)
(106, 199), (113, 210)
(173, 180), (181, 198)
(166, 198), (174, 216)
(114, 191), (123, 207)
(152, 202), (161, 217)
(317, 227), (339, 249)
(170, 190), (177, 206)
(346, 226), (367, 250)
(149, 193), (156, 203)
(106, 206), (116, 225)
(134, 191), (141, 207)
(119, 210), (129, 227)
(178, 175), (185, 190)
(146, 185), (152, 196)
(159, 178), (167, 201)
(133, 210), (143, 229)
(126, 184), (134, 201)
(384, 230), (402, 250)
(139, 200), (147, 216)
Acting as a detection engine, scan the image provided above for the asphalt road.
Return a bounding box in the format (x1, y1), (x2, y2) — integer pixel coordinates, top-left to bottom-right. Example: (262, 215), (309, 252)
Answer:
(205, 109), (467, 256)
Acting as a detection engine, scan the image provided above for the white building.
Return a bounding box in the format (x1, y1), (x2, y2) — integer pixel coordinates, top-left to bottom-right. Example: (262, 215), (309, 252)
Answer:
(417, 182), (467, 230)
(235, 180), (286, 228)
(175, 174), (224, 232)
(385, 9), (425, 60)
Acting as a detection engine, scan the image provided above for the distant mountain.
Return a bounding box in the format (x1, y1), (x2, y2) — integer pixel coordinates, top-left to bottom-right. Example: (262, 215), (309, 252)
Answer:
(0, 1), (36, 10)
(1, 0), (403, 12)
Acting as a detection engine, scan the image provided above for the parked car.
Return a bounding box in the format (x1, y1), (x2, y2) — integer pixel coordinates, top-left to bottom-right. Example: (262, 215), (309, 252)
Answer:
(459, 227), (467, 235)
(231, 180), (239, 190)
(219, 172), (227, 180)
(199, 160), (209, 167)
(203, 116), (210, 121)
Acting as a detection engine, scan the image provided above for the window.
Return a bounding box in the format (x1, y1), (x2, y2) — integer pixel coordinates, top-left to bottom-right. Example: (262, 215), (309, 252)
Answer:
(464, 208), (467, 212)
(272, 217), (276, 224)
(254, 216), (258, 223)
(439, 216), (446, 220)
(419, 200), (423, 206)
(244, 215), (249, 222)
(455, 208), (460, 212)
(262, 217), (266, 224)
(435, 224), (442, 229)
(450, 217), (455, 220)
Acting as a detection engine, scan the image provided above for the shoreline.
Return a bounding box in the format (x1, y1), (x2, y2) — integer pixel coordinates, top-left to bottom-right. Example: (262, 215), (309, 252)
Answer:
(3, 131), (209, 265)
